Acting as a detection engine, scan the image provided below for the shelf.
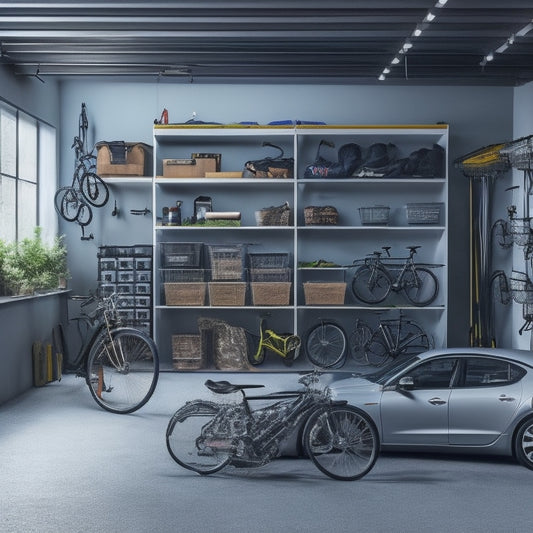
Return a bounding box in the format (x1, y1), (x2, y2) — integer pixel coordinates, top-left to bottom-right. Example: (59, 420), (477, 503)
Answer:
(152, 124), (449, 371)
(155, 177), (293, 185)
(103, 176), (152, 183)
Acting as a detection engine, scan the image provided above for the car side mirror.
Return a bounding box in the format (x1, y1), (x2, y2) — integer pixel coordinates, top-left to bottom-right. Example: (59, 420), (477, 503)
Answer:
(398, 376), (415, 390)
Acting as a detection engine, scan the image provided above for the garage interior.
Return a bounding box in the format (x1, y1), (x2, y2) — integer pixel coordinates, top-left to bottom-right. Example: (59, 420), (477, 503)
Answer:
(1, 2), (533, 532)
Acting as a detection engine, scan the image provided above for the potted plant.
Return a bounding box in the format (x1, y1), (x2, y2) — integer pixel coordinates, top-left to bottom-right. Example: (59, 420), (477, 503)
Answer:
(0, 227), (69, 296)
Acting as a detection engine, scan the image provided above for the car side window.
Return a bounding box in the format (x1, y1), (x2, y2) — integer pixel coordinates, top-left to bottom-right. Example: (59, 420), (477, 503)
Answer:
(461, 358), (526, 387)
(402, 358), (456, 389)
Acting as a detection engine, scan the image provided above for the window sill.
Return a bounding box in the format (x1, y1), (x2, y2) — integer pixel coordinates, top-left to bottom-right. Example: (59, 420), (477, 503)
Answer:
(0, 288), (71, 306)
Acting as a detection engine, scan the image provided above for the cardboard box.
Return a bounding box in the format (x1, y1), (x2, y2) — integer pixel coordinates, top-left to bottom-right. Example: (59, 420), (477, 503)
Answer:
(96, 142), (153, 176)
(162, 157), (218, 178)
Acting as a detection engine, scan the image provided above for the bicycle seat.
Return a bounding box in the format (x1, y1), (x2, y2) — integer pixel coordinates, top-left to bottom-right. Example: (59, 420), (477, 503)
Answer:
(204, 379), (264, 395)
(407, 245), (421, 252)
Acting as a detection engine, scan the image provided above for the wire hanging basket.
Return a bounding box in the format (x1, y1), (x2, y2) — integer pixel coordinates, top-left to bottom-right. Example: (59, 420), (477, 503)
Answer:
(509, 270), (533, 305)
(500, 135), (533, 171)
(454, 143), (510, 179)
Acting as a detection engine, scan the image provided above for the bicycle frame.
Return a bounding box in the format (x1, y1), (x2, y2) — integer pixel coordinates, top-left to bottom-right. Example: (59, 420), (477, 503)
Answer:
(250, 317), (301, 364)
(65, 295), (125, 375)
(200, 379), (332, 466)
(376, 319), (428, 356)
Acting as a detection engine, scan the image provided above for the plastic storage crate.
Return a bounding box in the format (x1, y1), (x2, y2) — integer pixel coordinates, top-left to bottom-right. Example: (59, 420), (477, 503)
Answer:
(406, 203), (442, 225)
(359, 206), (390, 225)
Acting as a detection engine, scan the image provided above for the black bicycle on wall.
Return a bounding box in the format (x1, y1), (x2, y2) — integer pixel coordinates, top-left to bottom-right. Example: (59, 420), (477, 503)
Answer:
(55, 292), (159, 414)
(54, 103), (109, 239)
(350, 245), (439, 306)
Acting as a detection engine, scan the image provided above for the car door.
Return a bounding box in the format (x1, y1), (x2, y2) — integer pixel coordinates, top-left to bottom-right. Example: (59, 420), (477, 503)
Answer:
(448, 357), (525, 445)
(380, 357), (457, 445)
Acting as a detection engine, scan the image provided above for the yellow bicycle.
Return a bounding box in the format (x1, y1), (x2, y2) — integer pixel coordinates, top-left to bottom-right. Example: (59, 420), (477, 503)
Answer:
(246, 316), (301, 366)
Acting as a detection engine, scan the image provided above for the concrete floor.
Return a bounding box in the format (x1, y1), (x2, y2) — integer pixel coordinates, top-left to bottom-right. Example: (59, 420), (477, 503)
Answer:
(1, 372), (532, 533)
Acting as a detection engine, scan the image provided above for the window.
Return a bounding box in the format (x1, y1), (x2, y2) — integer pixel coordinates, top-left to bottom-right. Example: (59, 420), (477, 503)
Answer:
(403, 358), (457, 389)
(0, 99), (57, 243)
(461, 357), (526, 387)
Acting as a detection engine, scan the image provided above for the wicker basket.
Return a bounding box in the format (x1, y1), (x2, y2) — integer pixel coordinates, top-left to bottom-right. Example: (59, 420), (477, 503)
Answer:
(359, 206), (390, 225)
(172, 335), (204, 370)
(255, 202), (292, 226)
(406, 203), (442, 225)
(304, 206), (339, 225)
(164, 282), (206, 305)
(208, 282), (247, 306)
(251, 282), (292, 306)
(303, 282), (346, 305)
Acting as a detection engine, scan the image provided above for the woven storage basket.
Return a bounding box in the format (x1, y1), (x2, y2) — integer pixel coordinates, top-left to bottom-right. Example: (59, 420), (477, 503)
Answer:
(251, 282), (292, 306)
(208, 282), (247, 306)
(164, 282), (206, 305)
(172, 335), (204, 370)
(303, 282), (346, 305)
(255, 202), (292, 226)
(304, 206), (339, 225)
(406, 203), (442, 225)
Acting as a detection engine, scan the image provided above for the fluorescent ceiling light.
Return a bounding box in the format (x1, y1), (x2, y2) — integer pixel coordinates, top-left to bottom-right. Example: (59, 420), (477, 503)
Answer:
(426, 12), (436, 22)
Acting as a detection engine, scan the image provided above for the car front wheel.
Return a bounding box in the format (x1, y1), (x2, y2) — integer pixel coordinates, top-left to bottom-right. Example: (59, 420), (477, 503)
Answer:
(514, 417), (533, 469)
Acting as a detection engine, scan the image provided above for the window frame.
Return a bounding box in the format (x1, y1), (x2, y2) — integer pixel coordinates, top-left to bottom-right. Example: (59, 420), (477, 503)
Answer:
(0, 96), (57, 244)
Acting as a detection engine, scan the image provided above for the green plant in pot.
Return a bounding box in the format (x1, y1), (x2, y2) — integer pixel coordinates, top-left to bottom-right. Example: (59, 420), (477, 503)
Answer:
(1, 227), (69, 295)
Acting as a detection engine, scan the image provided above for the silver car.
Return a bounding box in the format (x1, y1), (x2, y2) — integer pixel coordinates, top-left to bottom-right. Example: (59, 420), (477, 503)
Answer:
(327, 347), (533, 469)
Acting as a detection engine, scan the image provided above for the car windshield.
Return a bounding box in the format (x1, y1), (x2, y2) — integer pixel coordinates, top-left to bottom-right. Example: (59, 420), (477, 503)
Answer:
(362, 356), (421, 384)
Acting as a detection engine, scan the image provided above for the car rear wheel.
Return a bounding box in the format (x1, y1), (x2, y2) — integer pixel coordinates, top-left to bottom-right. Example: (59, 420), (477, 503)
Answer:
(514, 417), (533, 469)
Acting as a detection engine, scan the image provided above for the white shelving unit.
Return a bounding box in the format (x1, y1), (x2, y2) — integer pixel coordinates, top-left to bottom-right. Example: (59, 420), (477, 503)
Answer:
(151, 124), (449, 371)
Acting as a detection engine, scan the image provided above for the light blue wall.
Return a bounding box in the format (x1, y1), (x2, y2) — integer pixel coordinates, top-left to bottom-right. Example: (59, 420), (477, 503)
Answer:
(0, 65), (64, 404)
(511, 82), (533, 349)
(58, 79), (515, 347)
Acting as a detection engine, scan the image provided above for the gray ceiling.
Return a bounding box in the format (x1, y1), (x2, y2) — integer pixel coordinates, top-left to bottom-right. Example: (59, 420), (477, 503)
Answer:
(1, 0), (533, 86)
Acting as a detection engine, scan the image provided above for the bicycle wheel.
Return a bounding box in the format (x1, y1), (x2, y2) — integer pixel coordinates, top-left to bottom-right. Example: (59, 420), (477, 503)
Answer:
(75, 202), (93, 226)
(399, 320), (432, 355)
(80, 171), (109, 208)
(303, 405), (379, 481)
(492, 219), (513, 249)
(86, 327), (159, 414)
(351, 265), (391, 304)
(166, 401), (231, 475)
(304, 321), (347, 369)
(402, 267), (438, 306)
(365, 332), (392, 366)
(349, 320), (373, 365)
(54, 186), (81, 222)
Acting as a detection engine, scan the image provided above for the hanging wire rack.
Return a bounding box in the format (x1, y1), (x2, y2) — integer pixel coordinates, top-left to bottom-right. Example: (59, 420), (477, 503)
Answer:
(454, 143), (510, 179)
(500, 135), (533, 171)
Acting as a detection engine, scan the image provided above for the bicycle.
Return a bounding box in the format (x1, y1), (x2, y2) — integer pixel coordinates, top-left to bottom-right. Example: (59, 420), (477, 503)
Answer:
(350, 245), (439, 306)
(303, 318), (348, 369)
(351, 312), (433, 367)
(166, 371), (379, 481)
(54, 103), (109, 227)
(55, 292), (159, 414)
(246, 316), (301, 366)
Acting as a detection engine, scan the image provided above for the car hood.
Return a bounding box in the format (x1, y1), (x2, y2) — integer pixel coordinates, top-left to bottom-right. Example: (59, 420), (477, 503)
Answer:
(329, 375), (382, 399)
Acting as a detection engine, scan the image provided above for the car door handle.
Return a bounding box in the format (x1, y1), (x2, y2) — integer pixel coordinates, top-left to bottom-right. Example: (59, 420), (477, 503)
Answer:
(428, 397), (447, 405)
(498, 395), (515, 402)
